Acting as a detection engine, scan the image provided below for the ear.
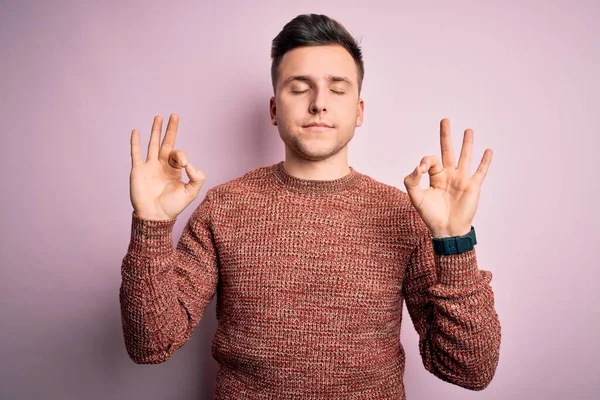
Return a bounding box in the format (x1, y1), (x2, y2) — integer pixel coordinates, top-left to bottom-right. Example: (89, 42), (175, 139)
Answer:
(355, 98), (364, 127)
(269, 96), (277, 126)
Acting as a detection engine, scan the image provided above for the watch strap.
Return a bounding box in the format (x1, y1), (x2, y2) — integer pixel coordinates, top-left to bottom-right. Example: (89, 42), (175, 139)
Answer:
(431, 226), (477, 255)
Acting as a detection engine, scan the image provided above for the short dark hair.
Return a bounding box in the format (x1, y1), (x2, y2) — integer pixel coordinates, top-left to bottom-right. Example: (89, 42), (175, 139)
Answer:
(270, 14), (364, 93)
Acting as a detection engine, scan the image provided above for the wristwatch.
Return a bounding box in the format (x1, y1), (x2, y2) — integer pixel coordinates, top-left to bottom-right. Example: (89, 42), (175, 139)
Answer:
(431, 226), (477, 255)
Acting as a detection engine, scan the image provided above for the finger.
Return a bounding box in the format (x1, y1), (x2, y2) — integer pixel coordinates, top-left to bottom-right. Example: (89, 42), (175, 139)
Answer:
(403, 164), (426, 209)
(420, 155), (443, 177)
(147, 115), (163, 162)
(472, 148), (493, 185)
(130, 129), (142, 167)
(168, 149), (188, 169)
(440, 118), (456, 169)
(183, 162), (206, 196)
(159, 113), (179, 161)
(457, 128), (474, 171)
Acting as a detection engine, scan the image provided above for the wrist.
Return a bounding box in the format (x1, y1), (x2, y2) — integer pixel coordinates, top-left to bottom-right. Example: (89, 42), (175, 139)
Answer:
(133, 210), (175, 222)
(431, 226), (477, 255)
(431, 226), (472, 238)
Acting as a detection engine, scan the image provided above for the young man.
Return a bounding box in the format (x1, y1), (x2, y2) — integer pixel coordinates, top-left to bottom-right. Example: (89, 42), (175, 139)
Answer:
(121, 14), (501, 399)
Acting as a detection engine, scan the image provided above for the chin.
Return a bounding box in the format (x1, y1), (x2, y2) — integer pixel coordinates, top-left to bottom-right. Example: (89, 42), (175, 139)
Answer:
(292, 142), (346, 162)
(280, 129), (353, 161)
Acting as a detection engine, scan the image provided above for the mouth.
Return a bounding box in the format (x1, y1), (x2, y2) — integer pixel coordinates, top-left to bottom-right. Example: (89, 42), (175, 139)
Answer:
(302, 123), (333, 129)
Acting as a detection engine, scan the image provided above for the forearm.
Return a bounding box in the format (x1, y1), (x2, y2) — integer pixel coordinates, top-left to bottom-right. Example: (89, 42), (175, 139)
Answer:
(119, 213), (217, 364)
(120, 256), (191, 364)
(423, 250), (501, 390)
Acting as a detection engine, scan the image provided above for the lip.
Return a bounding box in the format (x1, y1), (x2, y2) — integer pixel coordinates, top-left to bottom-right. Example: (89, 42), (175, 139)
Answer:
(303, 123), (333, 129)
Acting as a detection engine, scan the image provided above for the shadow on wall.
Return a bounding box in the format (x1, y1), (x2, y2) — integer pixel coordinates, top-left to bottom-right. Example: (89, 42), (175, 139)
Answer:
(206, 83), (283, 184)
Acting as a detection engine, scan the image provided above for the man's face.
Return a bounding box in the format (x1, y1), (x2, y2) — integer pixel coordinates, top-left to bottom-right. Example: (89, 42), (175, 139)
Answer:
(270, 45), (364, 162)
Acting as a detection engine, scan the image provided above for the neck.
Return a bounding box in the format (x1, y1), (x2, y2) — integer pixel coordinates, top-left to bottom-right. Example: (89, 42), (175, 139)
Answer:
(283, 147), (351, 181)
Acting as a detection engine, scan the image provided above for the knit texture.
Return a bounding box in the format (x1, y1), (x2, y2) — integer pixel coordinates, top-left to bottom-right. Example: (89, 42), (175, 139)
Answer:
(120, 162), (501, 399)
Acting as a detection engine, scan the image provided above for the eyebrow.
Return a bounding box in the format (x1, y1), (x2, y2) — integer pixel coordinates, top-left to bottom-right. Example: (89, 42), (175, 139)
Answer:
(283, 75), (353, 86)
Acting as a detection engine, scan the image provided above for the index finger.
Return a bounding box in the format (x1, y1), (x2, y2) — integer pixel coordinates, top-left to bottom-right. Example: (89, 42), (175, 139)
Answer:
(440, 118), (456, 169)
(159, 114), (179, 161)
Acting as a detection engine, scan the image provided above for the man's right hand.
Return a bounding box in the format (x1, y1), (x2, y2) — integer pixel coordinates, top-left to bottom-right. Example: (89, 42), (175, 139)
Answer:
(129, 114), (206, 221)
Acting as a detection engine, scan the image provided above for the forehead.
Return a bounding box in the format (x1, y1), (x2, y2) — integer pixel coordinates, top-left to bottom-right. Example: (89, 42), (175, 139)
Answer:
(277, 45), (358, 83)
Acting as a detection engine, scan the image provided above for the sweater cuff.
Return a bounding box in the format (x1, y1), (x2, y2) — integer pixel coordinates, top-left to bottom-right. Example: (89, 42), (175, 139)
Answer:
(127, 212), (177, 257)
(434, 248), (481, 288)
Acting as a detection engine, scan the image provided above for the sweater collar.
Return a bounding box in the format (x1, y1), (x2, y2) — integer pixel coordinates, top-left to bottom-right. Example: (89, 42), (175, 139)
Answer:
(271, 161), (361, 194)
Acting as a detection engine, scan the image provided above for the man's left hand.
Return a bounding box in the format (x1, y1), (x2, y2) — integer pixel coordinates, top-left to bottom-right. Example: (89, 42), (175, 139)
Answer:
(403, 118), (493, 238)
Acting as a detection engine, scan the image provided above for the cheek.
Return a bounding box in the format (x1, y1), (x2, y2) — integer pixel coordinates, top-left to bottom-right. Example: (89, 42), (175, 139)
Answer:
(340, 102), (360, 123)
(277, 100), (304, 121)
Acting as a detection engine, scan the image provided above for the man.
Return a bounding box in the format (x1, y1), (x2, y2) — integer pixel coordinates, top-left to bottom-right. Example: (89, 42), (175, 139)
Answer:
(120, 13), (501, 399)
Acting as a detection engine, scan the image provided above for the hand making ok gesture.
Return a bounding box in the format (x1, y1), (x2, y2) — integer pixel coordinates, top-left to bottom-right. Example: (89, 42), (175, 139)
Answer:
(403, 118), (493, 238)
(129, 114), (206, 221)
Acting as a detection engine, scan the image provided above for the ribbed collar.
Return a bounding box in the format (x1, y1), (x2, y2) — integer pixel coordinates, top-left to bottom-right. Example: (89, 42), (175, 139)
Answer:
(271, 161), (362, 194)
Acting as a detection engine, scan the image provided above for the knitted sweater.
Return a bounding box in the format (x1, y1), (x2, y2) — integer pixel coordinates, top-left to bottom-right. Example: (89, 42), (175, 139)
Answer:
(120, 162), (501, 399)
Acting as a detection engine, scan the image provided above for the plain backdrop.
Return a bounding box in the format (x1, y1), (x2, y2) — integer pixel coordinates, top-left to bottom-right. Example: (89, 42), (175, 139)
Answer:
(1, 1), (598, 399)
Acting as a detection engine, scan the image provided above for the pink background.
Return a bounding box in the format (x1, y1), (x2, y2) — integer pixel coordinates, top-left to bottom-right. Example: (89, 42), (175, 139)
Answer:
(1, 1), (598, 399)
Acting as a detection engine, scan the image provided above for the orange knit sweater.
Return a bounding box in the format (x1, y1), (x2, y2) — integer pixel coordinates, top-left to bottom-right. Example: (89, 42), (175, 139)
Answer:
(119, 162), (501, 399)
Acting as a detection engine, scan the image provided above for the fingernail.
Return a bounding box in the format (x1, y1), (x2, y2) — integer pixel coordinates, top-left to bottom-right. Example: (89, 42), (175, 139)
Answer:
(420, 163), (427, 172)
(180, 159), (186, 166)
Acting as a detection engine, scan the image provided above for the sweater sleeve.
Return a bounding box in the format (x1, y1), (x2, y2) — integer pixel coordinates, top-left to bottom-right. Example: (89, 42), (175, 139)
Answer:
(402, 212), (501, 390)
(119, 191), (219, 364)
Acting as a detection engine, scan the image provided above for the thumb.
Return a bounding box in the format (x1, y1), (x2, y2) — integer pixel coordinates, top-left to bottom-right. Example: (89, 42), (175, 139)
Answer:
(403, 164), (425, 208)
(183, 162), (206, 196)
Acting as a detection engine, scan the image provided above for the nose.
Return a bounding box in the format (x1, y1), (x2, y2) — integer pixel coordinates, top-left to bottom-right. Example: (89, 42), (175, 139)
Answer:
(309, 87), (327, 114)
